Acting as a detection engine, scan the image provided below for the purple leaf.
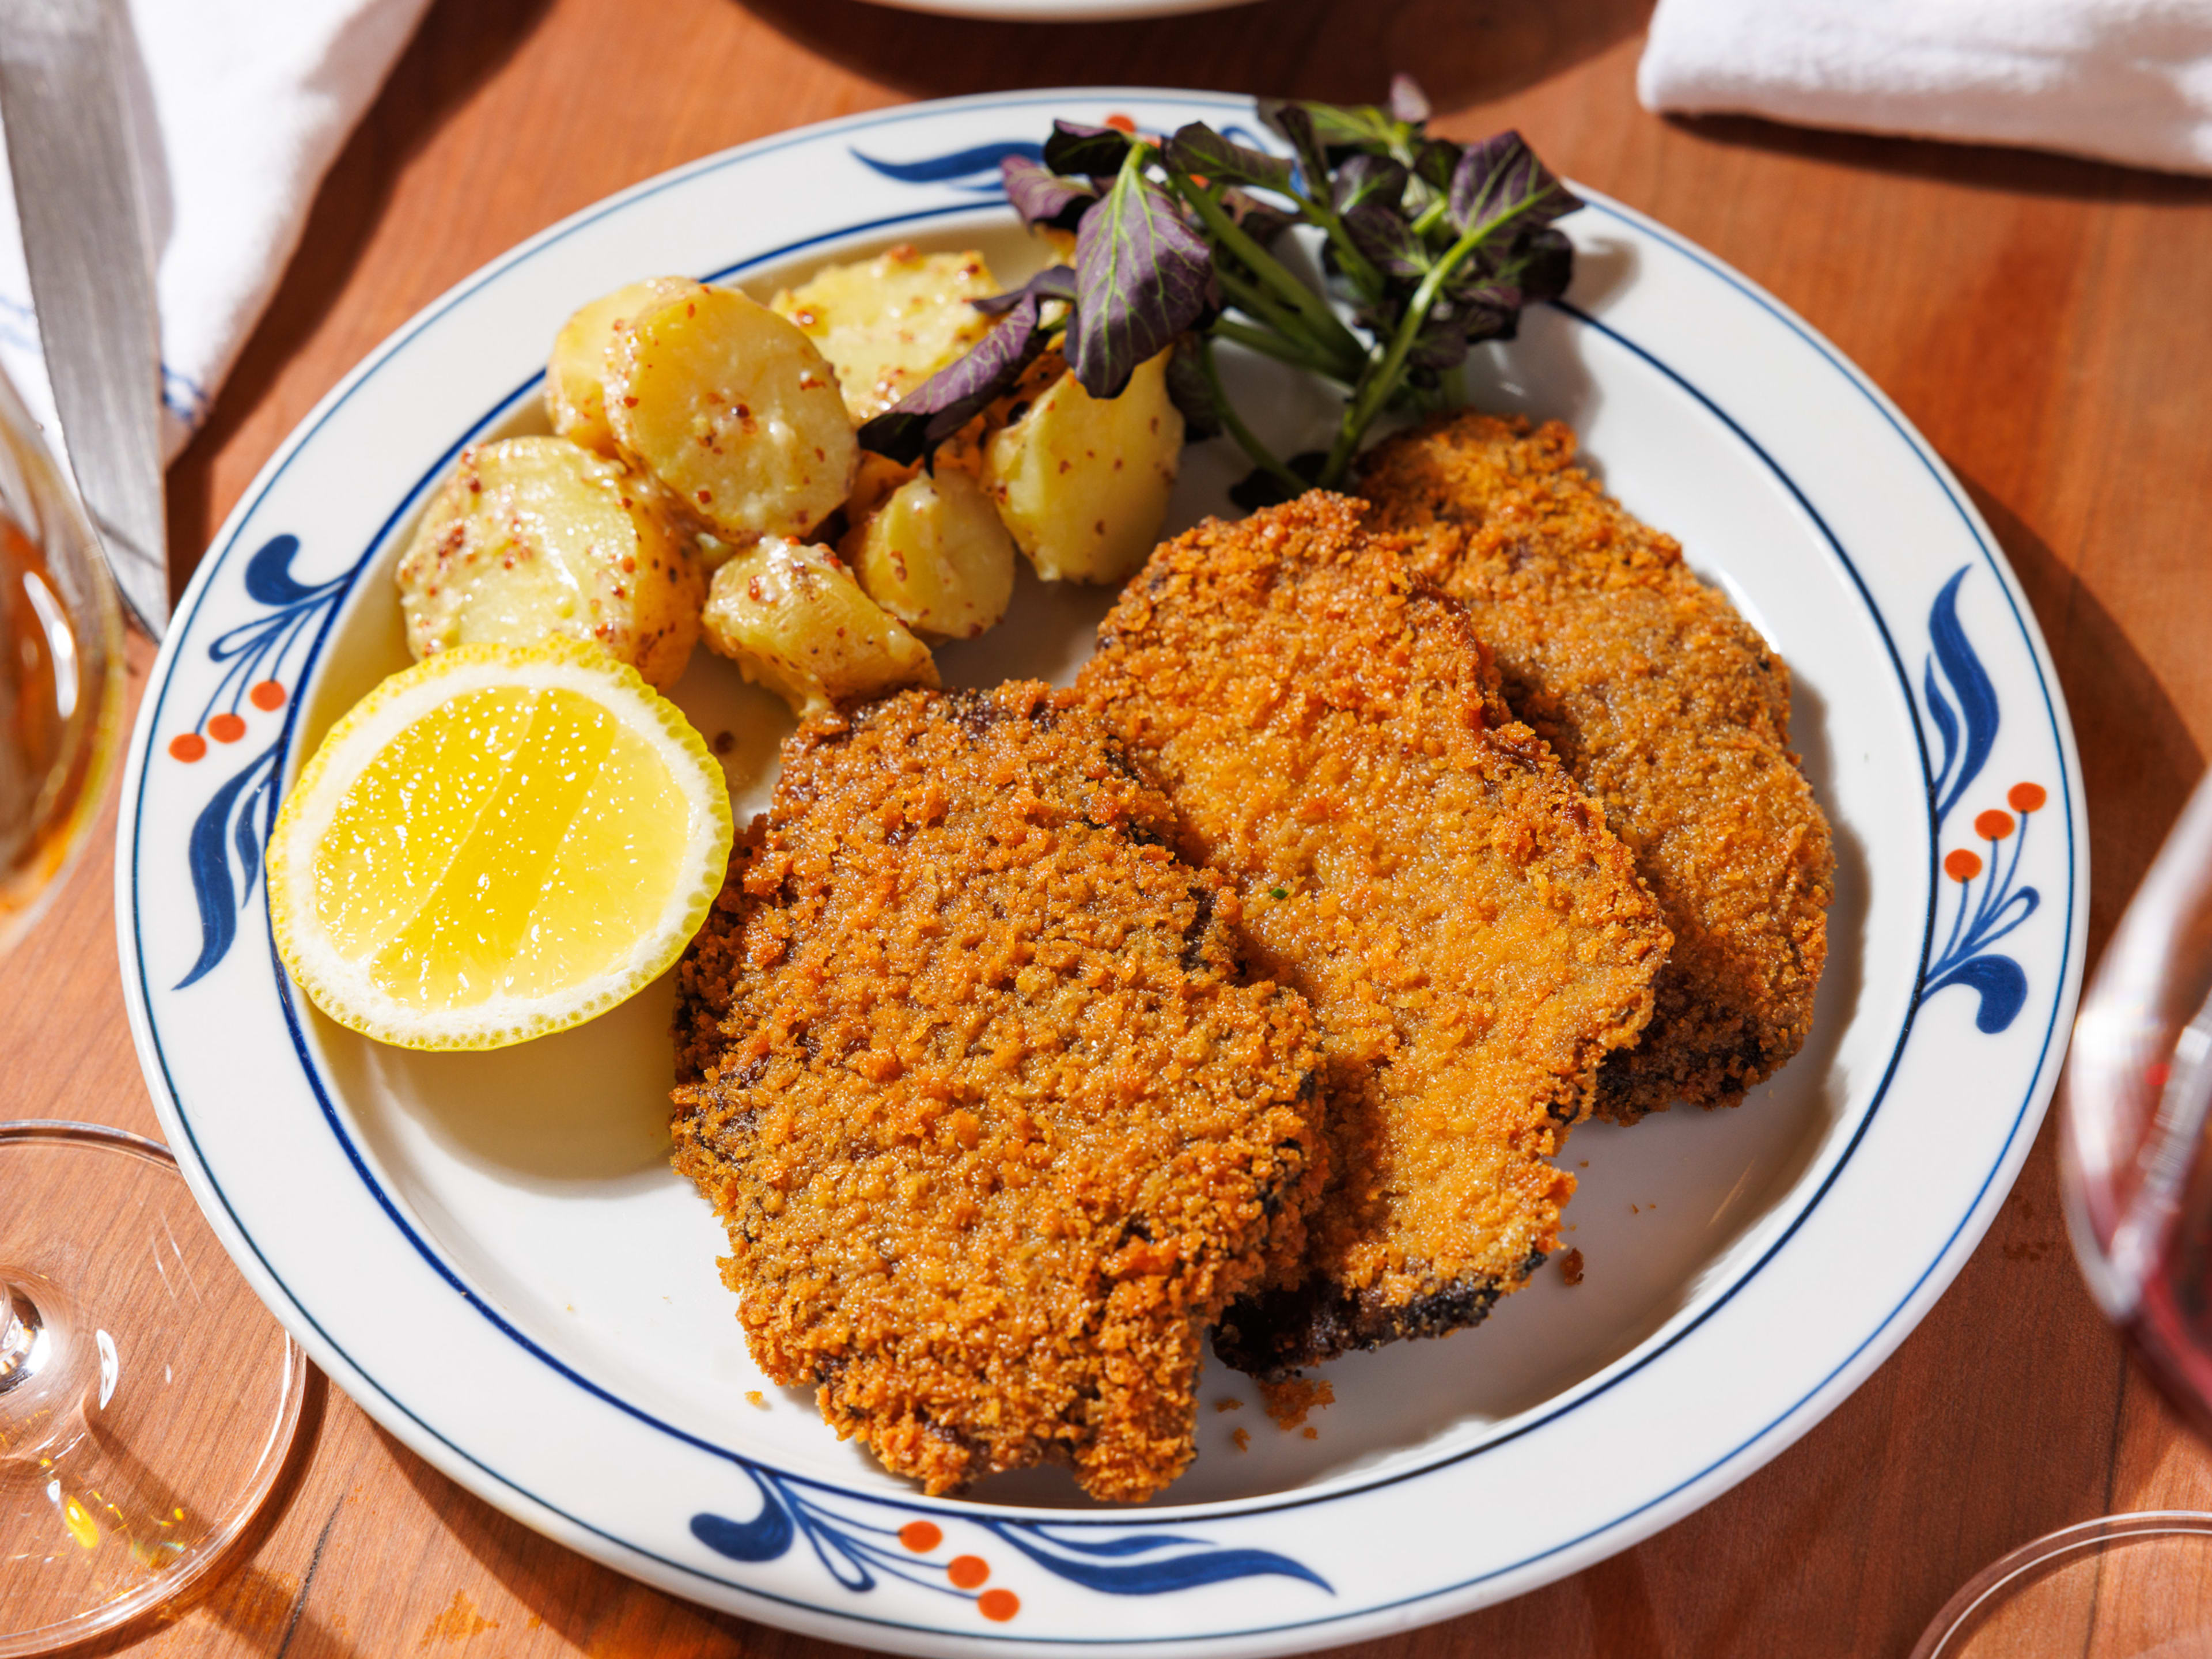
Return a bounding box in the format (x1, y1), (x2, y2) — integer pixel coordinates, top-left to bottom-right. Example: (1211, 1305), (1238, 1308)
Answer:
(1447, 130), (1584, 237)
(1513, 225), (1574, 304)
(1228, 450), (1324, 511)
(1043, 119), (1134, 178)
(975, 264), (1077, 313)
(1256, 100), (1331, 195)
(1002, 157), (1097, 232)
(1162, 338), (1223, 441)
(1405, 310), (1471, 373)
(1072, 162), (1214, 399)
(1218, 187), (1295, 246)
(1343, 201), (1426, 279)
(855, 268), (1073, 465)
(1389, 74), (1431, 125)
(1331, 153), (1406, 215)
(1412, 285), (1518, 365)
(1411, 138), (1460, 193)
(1164, 123), (1295, 195)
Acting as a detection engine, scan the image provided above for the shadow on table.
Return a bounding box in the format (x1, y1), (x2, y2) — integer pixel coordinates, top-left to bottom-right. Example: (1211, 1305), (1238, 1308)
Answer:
(1949, 468), (2203, 965)
(1669, 112), (2212, 207)
(736, 0), (1653, 112)
(54, 1370), (358, 1659)
(164, 0), (555, 601)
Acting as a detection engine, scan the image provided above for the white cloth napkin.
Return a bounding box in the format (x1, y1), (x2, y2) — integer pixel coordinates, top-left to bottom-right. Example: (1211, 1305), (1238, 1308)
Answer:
(1639, 0), (2212, 176)
(0, 0), (433, 465)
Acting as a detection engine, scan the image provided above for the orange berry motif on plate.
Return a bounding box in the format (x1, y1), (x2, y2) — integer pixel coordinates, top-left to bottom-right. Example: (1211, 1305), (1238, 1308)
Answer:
(1927, 775), (2048, 1034)
(687, 1456), (1327, 1620)
(1921, 566), (2054, 1036)
(172, 532), (351, 989)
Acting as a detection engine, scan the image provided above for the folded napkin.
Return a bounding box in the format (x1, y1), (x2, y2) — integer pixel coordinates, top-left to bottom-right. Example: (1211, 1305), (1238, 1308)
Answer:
(1640, 0), (2212, 176)
(0, 0), (433, 465)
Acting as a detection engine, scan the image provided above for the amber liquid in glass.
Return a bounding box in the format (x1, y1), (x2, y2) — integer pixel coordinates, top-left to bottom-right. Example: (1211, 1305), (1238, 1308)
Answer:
(0, 419), (120, 956)
(1, 510), (79, 890)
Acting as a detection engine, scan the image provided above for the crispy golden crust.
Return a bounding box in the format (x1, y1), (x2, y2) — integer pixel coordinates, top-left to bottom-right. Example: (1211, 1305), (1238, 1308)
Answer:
(1075, 494), (1669, 1376)
(1357, 414), (1836, 1121)
(670, 683), (1324, 1501)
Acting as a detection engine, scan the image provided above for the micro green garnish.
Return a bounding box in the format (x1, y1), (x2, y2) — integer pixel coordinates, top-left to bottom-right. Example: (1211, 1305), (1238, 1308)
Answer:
(857, 78), (1582, 505)
(1071, 140), (1214, 399)
(1269, 886), (1289, 900)
(859, 266), (1074, 467)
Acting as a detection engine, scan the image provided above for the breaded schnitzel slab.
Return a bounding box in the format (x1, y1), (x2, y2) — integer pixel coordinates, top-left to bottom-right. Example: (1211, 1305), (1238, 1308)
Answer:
(671, 683), (1324, 1501)
(1357, 413), (1835, 1121)
(1077, 494), (1669, 1376)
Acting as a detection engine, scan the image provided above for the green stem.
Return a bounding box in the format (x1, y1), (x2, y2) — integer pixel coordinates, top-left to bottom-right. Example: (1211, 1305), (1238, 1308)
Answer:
(1211, 316), (1358, 383)
(1195, 338), (1306, 494)
(1294, 192), (1387, 305)
(1212, 263), (1349, 370)
(1175, 179), (1368, 374)
(1317, 196), (1549, 485)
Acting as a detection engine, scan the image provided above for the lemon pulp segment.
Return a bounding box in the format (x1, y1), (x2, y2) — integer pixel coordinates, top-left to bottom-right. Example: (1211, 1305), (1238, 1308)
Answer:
(312, 683), (688, 1010)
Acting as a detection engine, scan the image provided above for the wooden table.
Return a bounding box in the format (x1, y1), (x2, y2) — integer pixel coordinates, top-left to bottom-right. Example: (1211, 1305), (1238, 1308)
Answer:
(13, 0), (2212, 1652)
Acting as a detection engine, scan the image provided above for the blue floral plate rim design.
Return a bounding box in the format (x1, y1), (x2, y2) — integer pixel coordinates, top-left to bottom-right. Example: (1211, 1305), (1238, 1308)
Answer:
(116, 90), (2085, 1656)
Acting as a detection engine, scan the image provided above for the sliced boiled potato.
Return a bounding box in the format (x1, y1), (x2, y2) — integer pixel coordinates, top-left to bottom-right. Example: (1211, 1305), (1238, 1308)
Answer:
(396, 437), (703, 688)
(771, 247), (998, 422)
(701, 536), (937, 718)
(983, 349), (1185, 584)
(609, 286), (855, 542)
(692, 532), (741, 573)
(546, 276), (706, 456)
(842, 465), (1015, 641)
(846, 451), (919, 522)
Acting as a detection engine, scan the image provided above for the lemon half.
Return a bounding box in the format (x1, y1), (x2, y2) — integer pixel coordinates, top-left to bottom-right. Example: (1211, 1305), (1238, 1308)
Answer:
(269, 638), (734, 1050)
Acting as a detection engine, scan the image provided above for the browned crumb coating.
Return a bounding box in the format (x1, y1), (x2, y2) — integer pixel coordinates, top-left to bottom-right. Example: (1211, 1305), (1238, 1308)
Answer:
(1075, 494), (1669, 1376)
(671, 683), (1325, 1502)
(1357, 414), (1836, 1122)
(1257, 1374), (1334, 1430)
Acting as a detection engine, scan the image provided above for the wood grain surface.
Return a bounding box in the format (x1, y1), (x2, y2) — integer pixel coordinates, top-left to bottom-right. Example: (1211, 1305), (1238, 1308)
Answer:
(10, 0), (2212, 1652)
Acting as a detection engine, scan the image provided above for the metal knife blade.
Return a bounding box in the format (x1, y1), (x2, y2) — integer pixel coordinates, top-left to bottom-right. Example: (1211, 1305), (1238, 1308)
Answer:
(0, 0), (168, 640)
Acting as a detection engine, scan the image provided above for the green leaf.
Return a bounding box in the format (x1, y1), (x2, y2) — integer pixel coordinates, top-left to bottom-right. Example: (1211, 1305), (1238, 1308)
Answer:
(1263, 91), (1426, 169)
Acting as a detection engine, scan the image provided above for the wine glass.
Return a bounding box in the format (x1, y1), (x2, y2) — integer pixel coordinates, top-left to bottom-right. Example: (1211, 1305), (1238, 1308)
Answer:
(0, 363), (308, 1653)
(1910, 769), (2212, 1657)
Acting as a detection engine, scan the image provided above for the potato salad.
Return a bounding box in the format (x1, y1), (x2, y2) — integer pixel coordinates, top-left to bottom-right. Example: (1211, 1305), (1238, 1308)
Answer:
(395, 242), (1187, 718)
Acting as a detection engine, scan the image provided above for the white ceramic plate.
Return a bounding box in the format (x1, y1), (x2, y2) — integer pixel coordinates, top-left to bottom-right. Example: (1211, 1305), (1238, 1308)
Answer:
(118, 90), (2086, 1656)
